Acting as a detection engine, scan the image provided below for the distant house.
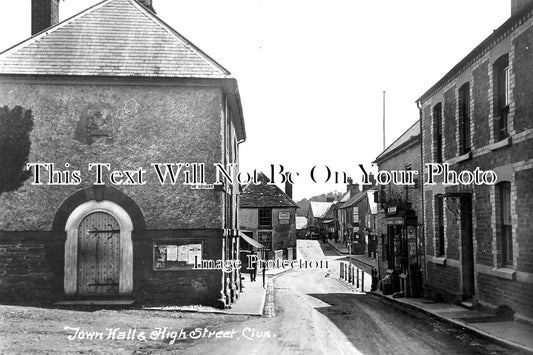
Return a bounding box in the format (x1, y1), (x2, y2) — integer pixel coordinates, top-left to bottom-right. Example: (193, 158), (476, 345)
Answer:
(239, 173), (298, 259)
(336, 179), (361, 243)
(296, 216), (308, 239)
(338, 189), (377, 255)
(306, 201), (333, 239)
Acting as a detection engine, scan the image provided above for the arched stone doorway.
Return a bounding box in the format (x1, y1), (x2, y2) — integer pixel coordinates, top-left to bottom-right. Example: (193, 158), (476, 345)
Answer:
(64, 200), (133, 296)
(77, 211), (120, 294)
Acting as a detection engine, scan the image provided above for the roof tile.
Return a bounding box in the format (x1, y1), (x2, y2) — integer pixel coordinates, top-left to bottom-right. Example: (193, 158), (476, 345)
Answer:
(0, 0), (230, 78)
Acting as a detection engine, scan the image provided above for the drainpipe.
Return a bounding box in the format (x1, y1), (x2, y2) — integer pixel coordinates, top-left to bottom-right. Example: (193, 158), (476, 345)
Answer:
(417, 100), (428, 298)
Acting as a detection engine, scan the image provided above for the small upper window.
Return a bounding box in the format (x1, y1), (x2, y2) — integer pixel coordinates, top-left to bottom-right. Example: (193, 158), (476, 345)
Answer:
(494, 54), (510, 140)
(258, 208), (272, 228)
(433, 103), (443, 163)
(458, 83), (471, 154)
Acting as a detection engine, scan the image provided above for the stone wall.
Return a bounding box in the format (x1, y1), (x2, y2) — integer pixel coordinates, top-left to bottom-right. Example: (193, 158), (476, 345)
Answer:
(0, 80), (225, 231)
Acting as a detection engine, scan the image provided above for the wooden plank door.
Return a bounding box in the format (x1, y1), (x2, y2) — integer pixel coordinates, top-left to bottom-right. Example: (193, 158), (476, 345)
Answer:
(77, 212), (120, 295)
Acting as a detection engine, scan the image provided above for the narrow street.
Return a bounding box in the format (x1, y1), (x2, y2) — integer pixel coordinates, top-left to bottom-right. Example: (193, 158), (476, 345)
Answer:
(0, 241), (524, 354)
(184, 241), (521, 355)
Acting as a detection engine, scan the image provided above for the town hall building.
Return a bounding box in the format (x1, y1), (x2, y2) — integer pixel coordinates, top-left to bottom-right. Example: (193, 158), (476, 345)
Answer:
(0, 0), (245, 308)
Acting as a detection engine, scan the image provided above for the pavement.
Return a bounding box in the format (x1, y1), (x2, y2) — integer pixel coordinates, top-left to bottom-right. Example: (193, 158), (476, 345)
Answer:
(225, 266), (293, 316)
(327, 240), (377, 274)
(371, 292), (533, 354)
(333, 252), (533, 354)
(226, 276), (267, 316)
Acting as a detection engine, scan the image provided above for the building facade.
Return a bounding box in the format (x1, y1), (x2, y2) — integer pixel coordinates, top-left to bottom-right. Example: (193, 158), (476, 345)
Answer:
(374, 121), (424, 297)
(239, 175), (298, 259)
(306, 201), (333, 239)
(0, 0), (245, 308)
(339, 189), (377, 256)
(418, 0), (533, 319)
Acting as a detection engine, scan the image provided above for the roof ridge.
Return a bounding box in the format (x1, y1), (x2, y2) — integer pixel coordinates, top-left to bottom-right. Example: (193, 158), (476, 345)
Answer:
(374, 119), (420, 162)
(126, 0), (230, 76)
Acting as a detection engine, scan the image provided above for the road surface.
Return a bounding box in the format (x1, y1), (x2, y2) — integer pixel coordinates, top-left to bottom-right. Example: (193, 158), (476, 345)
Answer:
(0, 240), (521, 354)
(183, 241), (519, 354)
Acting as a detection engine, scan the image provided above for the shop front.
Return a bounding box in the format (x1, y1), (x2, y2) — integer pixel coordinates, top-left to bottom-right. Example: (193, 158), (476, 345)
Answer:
(383, 206), (423, 297)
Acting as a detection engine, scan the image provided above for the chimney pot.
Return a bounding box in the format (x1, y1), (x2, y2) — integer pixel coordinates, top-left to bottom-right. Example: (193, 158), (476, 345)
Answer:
(31, 0), (59, 36)
(285, 181), (293, 199)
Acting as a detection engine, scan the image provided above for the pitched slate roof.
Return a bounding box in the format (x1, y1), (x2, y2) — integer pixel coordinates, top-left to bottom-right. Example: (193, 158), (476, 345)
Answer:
(309, 201), (333, 218)
(374, 120), (420, 163)
(339, 190), (366, 209)
(239, 173), (298, 209)
(0, 0), (231, 78)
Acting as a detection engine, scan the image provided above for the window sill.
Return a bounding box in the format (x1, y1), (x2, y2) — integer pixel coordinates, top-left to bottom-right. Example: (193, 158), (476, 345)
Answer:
(448, 151), (472, 164)
(489, 267), (516, 280)
(488, 137), (512, 152)
(429, 257), (446, 265)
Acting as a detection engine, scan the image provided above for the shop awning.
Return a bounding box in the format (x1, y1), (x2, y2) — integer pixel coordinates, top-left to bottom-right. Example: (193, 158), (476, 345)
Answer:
(239, 232), (265, 249)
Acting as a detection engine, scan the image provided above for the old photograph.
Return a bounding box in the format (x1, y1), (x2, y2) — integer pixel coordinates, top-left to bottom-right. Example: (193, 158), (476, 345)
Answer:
(0, 0), (532, 354)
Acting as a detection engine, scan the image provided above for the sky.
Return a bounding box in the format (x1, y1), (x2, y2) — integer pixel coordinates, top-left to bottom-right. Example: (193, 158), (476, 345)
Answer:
(0, 0), (510, 200)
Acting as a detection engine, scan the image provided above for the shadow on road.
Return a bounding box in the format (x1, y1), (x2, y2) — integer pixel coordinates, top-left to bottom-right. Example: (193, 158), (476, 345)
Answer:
(318, 241), (342, 256)
(306, 292), (517, 355)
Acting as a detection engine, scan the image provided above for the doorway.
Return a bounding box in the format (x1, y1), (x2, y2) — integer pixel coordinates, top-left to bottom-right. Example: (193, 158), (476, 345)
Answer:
(77, 212), (120, 295)
(460, 196), (475, 298)
(64, 200), (133, 296)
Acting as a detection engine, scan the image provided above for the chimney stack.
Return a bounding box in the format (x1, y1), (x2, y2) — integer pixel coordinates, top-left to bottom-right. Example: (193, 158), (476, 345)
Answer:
(285, 180), (293, 199)
(346, 177), (360, 196)
(511, 0), (533, 16)
(136, 0), (156, 13)
(31, 0), (59, 36)
(362, 173), (375, 191)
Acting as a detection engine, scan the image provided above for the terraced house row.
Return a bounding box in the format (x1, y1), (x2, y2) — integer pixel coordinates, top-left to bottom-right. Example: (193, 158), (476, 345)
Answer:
(417, 0), (533, 321)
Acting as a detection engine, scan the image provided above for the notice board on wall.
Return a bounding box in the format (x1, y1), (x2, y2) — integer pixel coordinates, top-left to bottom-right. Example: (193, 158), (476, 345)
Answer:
(154, 241), (202, 270)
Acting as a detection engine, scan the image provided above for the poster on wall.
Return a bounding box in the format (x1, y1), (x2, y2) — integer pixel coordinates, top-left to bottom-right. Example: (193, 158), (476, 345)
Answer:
(154, 241), (202, 270)
(188, 244), (202, 264)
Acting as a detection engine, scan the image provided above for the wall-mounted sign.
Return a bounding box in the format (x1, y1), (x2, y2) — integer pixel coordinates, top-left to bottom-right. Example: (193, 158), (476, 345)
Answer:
(384, 217), (404, 225)
(278, 211), (290, 224)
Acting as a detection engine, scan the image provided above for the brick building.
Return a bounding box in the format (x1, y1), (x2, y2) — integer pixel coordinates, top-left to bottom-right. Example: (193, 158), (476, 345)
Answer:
(0, 0), (245, 308)
(335, 179), (360, 244)
(417, 0), (533, 319)
(374, 120), (424, 297)
(337, 188), (376, 256)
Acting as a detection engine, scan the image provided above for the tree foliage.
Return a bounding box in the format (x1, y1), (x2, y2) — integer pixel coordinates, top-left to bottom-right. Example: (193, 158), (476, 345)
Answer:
(0, 106), (34, 194)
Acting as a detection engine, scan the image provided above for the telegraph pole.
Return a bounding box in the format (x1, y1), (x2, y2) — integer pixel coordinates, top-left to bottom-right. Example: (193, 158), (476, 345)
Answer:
(383, 91), (386, 150)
